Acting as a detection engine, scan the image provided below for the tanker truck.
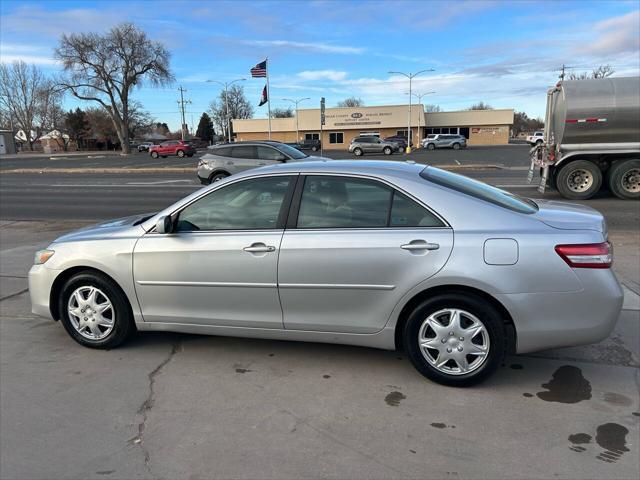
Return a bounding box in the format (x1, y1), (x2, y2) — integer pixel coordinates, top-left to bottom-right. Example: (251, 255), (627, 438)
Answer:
(528, 76), (640, 200)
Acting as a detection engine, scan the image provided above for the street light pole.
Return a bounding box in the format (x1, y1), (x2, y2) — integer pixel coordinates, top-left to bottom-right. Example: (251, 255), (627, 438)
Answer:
(207, 78), (246, 143)
(407, 91), (435, 148)
(282, 97), (310, 142)
(388, 69), (434, 153)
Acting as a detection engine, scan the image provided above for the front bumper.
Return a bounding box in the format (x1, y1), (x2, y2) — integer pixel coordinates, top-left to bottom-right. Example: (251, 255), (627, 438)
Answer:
(498, 269), (624, 354)
(28, 264), (61, 320)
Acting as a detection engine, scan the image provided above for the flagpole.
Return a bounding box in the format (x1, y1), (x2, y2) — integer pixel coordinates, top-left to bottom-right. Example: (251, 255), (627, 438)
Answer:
(266, 57), (272, 140)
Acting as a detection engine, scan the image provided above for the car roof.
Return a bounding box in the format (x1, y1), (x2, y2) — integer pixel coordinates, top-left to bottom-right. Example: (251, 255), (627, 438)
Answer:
(211, 140), (284, 147)
(235, 159), (426, 179)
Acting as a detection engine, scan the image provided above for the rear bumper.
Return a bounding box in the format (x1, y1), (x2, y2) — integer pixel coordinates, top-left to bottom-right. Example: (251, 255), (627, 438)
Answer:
(498, 269), (624, 354)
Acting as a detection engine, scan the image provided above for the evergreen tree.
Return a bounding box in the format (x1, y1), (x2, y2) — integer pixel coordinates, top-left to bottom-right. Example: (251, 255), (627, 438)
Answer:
(196, 112), (215, 143)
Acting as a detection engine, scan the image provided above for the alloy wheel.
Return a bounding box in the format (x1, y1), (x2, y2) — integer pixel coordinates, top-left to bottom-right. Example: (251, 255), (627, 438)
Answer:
(418, 308), (490, 375)
(67, 286), (115, 340)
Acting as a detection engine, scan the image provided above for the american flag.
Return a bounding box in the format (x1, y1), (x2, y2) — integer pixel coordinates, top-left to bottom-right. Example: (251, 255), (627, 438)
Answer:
(250, 59), (267, 78)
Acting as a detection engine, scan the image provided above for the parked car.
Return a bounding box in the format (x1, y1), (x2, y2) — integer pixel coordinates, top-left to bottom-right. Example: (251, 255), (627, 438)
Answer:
(288, 138), (321, 152)
(29, 160), (622, 386)
(149, 140), (196, 158)
(526, 131), (544, 145)
(137, 142), (155, 152)
(349, 136), (400, 156)
(421, 134), (467, 150)
(383, 136), (413, 150)
(197, 140), (325, 184)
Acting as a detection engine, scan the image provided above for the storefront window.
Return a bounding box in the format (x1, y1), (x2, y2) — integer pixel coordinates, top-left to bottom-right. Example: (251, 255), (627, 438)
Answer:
(329, 132), (344, 144)
(305, 133), (320, 140)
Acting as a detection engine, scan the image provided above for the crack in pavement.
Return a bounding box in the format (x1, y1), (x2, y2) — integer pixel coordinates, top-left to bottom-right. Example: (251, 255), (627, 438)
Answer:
(0, 288), (29, 302)
(132, 341), (182, 475)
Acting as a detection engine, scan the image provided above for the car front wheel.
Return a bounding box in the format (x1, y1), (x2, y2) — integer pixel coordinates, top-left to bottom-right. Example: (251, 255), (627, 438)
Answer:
(58, 271), (135, 349)
(209, 172), (229, 183)
(403, 293), (506, 386)
(383, 146), (392, 155)
(427, 143), (435, 150)
(353, 148), (363, 156)
(150, 151), (159, 158)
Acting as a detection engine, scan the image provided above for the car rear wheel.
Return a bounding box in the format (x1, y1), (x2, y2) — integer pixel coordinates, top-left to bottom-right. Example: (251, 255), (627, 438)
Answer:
(403, 293), (506, 386)
(177, 150), (185, 157)
(427, 143), (435, 151)
(383, 146), (392, 155)
(150, 151), (159, 158)
(58, 271), (135, 349)
(452, 143), (460, 150)
(556, 160), (602, 200)
(209, 172), (229, 184)
(607, 159), (640, 200)
(353, 148), (363, 156)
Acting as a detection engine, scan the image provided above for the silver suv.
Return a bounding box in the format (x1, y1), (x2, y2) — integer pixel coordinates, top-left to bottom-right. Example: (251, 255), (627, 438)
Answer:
(349, 136), (400, 156)
(197, 141), (325, 184)
(421, 134), (467, 150)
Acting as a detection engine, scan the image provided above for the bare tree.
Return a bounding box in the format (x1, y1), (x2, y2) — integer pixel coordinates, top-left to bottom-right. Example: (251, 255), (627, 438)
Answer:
(209, 85), (253, 139)
(467, 101), (493, 110)
(55, 22), (173, 154)
(567, 64), (615, 80)
(0, 61), (60, 150)
(127, 102), (155, 140)
(424, 104), (442, 113)
(337, 97), (364, 108)
(270, 107), (294, 118)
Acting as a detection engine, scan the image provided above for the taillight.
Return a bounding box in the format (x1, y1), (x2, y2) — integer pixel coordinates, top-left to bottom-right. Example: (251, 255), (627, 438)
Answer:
(555, 242), (612, 269)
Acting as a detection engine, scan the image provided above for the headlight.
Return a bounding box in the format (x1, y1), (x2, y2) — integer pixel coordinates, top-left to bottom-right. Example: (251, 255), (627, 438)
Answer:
(34, 249), (55, 265)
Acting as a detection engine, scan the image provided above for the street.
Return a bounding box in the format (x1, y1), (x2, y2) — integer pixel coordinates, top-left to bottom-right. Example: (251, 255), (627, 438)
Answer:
(1, 149), (639, 478)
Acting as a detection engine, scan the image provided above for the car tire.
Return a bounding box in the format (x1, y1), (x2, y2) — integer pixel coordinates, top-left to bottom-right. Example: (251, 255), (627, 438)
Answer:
(556, 160), (603, 200)
(353, 148), (363, 156)
(311, 146), (318, 152)
(452, 143), (460, 150)
(58, 271), (135, 349)
(607, 159), (640, 200)
(209, 172), (229, 183)
(403, 293), (506, 387)
(383, 146), (392, 155)
(150, 151), (159, 158)
(427, 143), (435, 151)
(177, 150), (185, 158)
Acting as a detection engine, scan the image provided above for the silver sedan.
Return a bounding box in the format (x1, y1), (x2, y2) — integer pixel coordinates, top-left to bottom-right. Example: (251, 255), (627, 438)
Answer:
(29, 161), (623, 386)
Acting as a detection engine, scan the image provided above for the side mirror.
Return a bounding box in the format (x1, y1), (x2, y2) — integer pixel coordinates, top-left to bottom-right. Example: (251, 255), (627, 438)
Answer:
(156, 215), (173, 234)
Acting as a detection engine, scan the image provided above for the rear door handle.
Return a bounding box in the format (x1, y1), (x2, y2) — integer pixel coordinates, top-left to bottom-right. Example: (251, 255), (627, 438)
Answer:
(243, 243), (276, 253)
(401, 242), (440, 251)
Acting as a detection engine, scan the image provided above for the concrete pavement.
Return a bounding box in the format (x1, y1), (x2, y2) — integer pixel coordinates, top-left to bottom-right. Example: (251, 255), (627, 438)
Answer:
(0, 220), (638, 479)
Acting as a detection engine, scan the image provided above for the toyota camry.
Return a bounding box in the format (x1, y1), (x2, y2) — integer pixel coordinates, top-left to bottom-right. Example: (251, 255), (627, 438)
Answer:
(29, 161), (623, 386)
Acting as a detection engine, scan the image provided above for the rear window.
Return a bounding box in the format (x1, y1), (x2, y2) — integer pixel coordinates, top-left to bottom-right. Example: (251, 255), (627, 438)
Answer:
(420, 167), (538, 214)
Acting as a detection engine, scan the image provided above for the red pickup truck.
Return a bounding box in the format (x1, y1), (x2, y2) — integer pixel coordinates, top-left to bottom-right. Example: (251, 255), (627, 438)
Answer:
(149, 140), (196, 158)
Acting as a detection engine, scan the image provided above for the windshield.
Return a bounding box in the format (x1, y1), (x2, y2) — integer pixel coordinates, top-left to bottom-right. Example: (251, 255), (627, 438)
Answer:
(277, 143), (308, 159)
(420, 167), (538, 214)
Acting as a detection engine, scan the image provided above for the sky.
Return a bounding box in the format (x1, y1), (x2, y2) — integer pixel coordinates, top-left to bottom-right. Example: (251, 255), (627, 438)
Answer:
(1, 0), (639, 131)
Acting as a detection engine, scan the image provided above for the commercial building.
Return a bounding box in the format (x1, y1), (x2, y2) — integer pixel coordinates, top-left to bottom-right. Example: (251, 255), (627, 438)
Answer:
(232, 105), (514, 149)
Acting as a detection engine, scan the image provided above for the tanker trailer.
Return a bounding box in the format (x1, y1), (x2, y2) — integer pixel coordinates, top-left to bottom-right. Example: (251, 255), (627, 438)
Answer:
(528, 76), (640, 199)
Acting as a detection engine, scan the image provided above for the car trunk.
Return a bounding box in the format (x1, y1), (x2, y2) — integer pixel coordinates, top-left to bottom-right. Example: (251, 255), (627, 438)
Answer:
(532, 199), (606, 233)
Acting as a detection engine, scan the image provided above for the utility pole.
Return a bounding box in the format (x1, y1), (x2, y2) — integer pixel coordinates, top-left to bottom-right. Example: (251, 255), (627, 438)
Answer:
(207, 78), (245, 143)
(283, 97), (310, 142)
(177, 86), (191, 140)
(407, 91), (435, 147)
(389, 69), (434, 153)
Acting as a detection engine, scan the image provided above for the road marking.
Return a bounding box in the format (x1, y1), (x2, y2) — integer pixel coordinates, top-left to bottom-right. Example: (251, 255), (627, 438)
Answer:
(454, 159), (461, 165)
(126, 180), (193, 185)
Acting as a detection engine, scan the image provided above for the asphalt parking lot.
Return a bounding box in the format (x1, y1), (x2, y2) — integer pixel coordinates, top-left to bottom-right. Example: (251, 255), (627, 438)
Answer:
(1, 146), (639, 479)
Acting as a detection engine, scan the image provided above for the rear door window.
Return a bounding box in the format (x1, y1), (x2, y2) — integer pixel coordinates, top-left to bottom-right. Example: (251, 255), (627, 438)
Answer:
(390, 192), (444, 227)
(231, 146), (257, 159)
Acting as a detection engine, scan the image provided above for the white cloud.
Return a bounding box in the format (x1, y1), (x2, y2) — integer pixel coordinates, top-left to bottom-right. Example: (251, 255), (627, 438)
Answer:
(0, 54), (58, 66)
(237, 39), (364, 54)
(297, 70), (347, 81)
(578, 10), (640, 56)
(0, 44), (58, 65)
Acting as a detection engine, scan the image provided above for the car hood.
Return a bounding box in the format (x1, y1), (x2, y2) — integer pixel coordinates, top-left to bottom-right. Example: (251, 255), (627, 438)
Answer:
(533, 200), (606, 233)
(53, 213), (153, 243)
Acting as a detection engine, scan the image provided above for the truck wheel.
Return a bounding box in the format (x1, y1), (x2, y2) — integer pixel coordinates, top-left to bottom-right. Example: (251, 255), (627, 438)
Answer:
(556, 160), (602, 200)
(608, 159), (640, 199)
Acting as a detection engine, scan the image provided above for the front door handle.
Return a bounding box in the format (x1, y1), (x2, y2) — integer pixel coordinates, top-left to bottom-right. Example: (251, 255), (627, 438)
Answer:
(243, 243), (276, 253)
(401, 241), (440, 251)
